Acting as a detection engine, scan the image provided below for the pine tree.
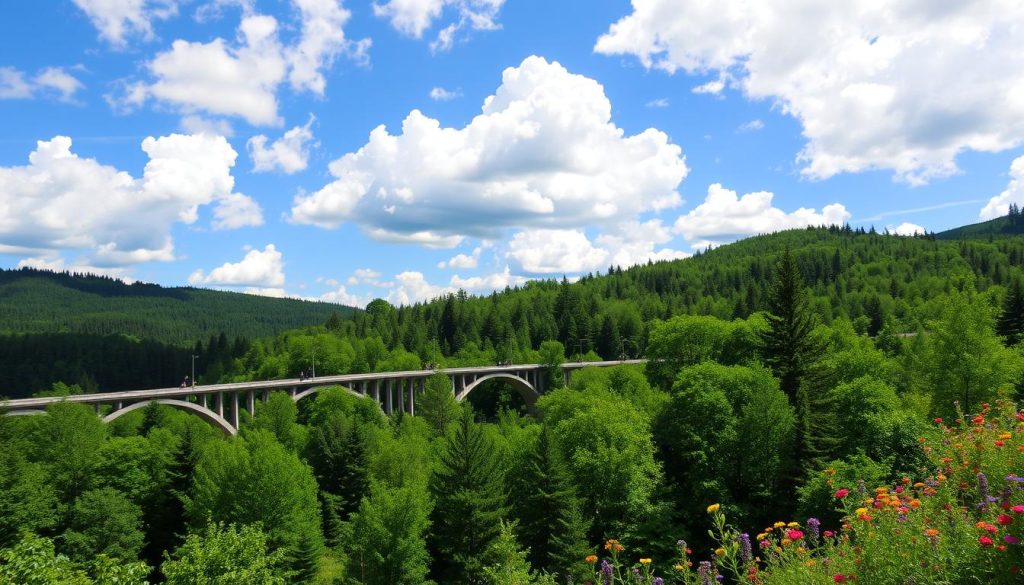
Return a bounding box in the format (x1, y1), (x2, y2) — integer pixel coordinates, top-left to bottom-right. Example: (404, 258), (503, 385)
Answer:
(996, 278), (1024, 346)
(306, 413), (369, 539)
(760, 247), (822, 401)
(429, 406), (508, 583)
(509, 426), (591, 576)
(417, 372), (461, 436)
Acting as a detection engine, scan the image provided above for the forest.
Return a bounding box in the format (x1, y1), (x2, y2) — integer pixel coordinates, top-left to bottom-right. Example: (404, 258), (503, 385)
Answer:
(2, 225), (1024, 583)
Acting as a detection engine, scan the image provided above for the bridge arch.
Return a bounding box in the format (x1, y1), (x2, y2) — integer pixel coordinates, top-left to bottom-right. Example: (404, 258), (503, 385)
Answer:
(457, 373), (540, 407)
(292, 385), (363, 404)
(102, 400), (236, 436)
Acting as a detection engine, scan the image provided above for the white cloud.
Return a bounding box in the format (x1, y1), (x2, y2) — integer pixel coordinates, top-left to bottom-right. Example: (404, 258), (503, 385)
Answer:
(72, 0), (178, 45)
(645, 97), (669, 108)
(691, 79), (724, 96)
(596, 220), (689, 267)
(345, 267), (391, 288)
(244, 286), (288, 298)
(387, 271), (452, 305)
(212, 192), (264, 229)
(0, 134), (256, 267)
(449, 266), (526, 291)
(189, 244), (285, 287)
(374, 0), (504, 51)
(438, 246), (480, 269)
(596, 0), (1024, 184)
(429, 86), (461, 101)
(180, 115), (235, 137)
(738, 119), (764, 132)
(507, 229), (609, 275)
(248, 115), (316, 173)
(673, 183), (851, 247)
(980, 156), (1024, 220)
(319, 284), (365, 306)
(0, 67), (84, 102)
(890, 222), (925, 236)
(116, 2), (368, 125)
(291, 56), (687, 245)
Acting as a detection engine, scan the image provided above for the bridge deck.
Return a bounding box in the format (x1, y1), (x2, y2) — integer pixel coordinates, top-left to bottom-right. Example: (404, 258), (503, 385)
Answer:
(0, 360), (646, 410)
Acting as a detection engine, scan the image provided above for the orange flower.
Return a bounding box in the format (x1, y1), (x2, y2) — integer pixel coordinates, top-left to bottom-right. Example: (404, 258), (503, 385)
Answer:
(586, 555), (598, 564)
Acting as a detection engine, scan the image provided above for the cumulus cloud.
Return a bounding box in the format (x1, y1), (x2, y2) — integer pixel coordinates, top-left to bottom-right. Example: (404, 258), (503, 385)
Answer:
(438, 247), (481, 269)
(450, 266), (526, 291)
(387, 271), (452, 305)
(248, 115), (317, 173)
(429, 86), (461, 101)
(0, 134), (258, 267)
(346, 267), (391, 287)
(507, 229), (609, 275)
(890, 222), (925, 236)
(212, 192), (264, 229)
(291, 56), (687, 245)
(72, 0), (178, 45)
(0, 66), (84, 102)
(980, 156), (1024, 220)
(645, 97), (669, 108)
(596, 0), (1024, 184)
(319, 284), (365, 306)
(180, 115), (235, 137)
(596, 220), (689, 267)
(374, 0), (504, 51)
(673, 183), (851, 248)
(114, 1), (368, 125)
(189, 244), (285, 287)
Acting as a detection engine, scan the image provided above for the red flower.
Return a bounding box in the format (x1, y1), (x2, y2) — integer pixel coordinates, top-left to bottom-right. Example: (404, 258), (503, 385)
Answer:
(834, 576), (846, 583)
(787, 530), (804, 540)
(823, 530), (835, 538)
(835, 489), (849, 499)
(1013, 505), (1024, 514)
(933, 417), (943, 424)
(980, 535), (995, 547)
(972, 416), (985, 425)
(998, 514), (1014, 526)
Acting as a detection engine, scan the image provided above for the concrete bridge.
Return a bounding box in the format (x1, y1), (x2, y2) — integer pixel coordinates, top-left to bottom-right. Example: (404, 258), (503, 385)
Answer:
(0, 360), (645, 436)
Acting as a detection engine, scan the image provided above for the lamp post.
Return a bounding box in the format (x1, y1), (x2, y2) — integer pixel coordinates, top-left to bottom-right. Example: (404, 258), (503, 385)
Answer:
(311, 344), (316, 379)
(191, 354), (197, 388)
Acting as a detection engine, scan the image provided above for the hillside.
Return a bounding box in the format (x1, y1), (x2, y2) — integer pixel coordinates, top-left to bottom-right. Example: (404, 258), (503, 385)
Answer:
(218, 224), (1024, 384)
(0, 268), (354, 345)
(937, 208), (1024, 239)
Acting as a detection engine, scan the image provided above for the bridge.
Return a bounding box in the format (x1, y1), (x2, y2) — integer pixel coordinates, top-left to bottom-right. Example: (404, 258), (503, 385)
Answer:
(0, 360), (645, 436)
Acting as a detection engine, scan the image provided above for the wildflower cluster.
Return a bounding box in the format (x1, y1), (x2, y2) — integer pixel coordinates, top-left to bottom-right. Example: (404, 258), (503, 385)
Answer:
(584, 400), (1024, 585)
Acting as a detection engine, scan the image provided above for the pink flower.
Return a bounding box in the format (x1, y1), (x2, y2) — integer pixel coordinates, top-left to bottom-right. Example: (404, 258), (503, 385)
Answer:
(787, 530), (804, 540)
(835, 489), (849, 499)
(980, 535), (995, 547)
(998, 514), (1014, 526)
(1013, 505), (1024, 514)
(1005, 535), (1020, 545)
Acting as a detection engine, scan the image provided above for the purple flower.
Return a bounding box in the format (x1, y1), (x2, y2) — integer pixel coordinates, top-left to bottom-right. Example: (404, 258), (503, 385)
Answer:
(653, 579), (664, 585)
(1006, 534), (1021, 545)
(698, 561), (713, 585)
(978, 472), (990, 509)
(738, 533), (752, 565)
(632, 568), (642, 582)
(600, 560), (613, 585)
(677, 539), (687, 549)
(806, 517), (820, 545)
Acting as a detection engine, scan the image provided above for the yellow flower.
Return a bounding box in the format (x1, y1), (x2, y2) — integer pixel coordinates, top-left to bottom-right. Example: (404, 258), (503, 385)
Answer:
(674, 564), (684, 571)
(999, 432), (1012, 440)
(773, 521), (786, 529)
(805, 560), (817, 567)
(786, 522), (800, 528)
(781, 538), (792, 546)
(639, 558), (652, 566)
(707, 503), (721, 513)
(855, 508), (868, 516)
(756, 533), (767, 541)
(714, 548), (726, 557)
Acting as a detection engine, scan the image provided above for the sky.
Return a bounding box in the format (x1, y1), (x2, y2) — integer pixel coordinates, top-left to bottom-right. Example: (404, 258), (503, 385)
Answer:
(2, 0), (1024, 307)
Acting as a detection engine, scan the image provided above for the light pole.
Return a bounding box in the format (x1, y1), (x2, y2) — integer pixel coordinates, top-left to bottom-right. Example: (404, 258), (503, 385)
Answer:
(311, 344), (316, 379)
(191, 354), (197, 388)
(575, 338), (589, 362)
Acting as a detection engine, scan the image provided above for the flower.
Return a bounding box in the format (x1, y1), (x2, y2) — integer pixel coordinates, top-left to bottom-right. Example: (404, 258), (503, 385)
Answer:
(707, 503), (720, 513)
(980, 535), (995, 547)
(639, 558), (652, 565)
(1006, 535), (1021, 545)
(714, 547), (726, 557)
(586, 555), (598, 564)
(823, 530), (835, 538)
(926, 529), (939, 537)
(834, 576), (847, 583)
(835, 489), (849, 499)
(653, 579), (664, 585)
(738, 533), (752, 565)
(787, 529), (805, 540)
(1013, 505), (1024, 514)
(605, 539), (624, 553)
(999, 514), (1015, 526)
(855, 507), (868, 516)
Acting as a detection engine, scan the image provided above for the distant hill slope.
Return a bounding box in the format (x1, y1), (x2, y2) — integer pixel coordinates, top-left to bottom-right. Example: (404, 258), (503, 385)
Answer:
(937, 214), (1024, 239)
(0, 268), (354, 346)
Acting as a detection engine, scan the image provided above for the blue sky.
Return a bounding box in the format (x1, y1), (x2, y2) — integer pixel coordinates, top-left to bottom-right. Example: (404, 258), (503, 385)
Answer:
(2, 0), (1023, 306)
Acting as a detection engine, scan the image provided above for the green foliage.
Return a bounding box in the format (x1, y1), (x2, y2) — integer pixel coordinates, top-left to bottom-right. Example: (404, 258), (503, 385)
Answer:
(345, 482), (433, 585)
(0, 532), (148, 585)
(416, 373), (460, 435)
(0, 450), (58, 548)
(796, 454), (889, 526)
(429, 407), (508, 583)
(253, 392), (305, 452)
(538, 340), (566, 390)
(63, 488), (146, 563)
(186, 430), (324, 575)
(481, 521), (557, 585)
(161, 522), (288, 585)
(760, 247), (823, 399)
(31, 402), (107, 502)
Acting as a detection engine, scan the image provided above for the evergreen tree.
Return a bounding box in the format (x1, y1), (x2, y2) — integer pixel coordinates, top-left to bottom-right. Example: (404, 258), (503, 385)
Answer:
(508, 426), (590, 577)
(997, 278), (1024, 346)
(429, 407), (508, 583)
(760, 247), (822, 401)
(306, 412), (369, 540)
(417, 372), (461, 436)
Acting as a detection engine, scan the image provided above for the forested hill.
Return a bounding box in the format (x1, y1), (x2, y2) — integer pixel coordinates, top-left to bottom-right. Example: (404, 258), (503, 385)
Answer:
(223, 223), (1024, 384)
(0, 268), (354, 345)
(937, 206), (1024, 239)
